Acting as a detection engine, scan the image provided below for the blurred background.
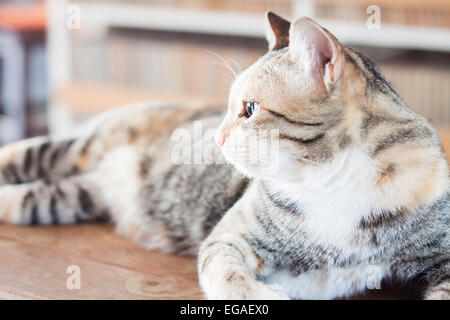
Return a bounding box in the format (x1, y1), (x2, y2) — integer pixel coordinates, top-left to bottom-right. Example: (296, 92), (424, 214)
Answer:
(0, 0), (449, 143)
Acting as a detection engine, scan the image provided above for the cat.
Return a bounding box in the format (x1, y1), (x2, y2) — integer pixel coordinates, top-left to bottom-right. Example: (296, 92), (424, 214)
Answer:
(0, 12), (448, 300)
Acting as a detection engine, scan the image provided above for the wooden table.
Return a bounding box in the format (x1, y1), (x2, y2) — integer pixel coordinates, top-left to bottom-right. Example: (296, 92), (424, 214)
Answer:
(0, 128), (449, 300)
(0, 224), (202, 299)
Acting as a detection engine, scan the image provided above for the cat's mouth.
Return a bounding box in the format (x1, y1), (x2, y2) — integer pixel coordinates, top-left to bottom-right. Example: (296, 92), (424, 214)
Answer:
(221, 138), (283, 178)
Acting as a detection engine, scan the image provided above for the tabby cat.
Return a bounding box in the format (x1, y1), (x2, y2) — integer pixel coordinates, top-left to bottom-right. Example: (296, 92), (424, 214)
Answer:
(0, 13), (448, 300)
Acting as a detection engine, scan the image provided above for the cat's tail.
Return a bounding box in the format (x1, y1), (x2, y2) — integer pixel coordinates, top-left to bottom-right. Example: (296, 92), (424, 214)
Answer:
(0, 171), (109, 225)
(0, 111), (137, 225)
(0, 103), (170, 225)
(0, 131), (142, 225)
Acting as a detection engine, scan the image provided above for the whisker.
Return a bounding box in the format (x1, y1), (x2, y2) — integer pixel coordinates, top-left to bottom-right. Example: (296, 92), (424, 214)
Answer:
(208, 50), (238, 79)
(297, 156), (319, 165)
(216, 70), (235, 83)
(230, 59), (244, 75)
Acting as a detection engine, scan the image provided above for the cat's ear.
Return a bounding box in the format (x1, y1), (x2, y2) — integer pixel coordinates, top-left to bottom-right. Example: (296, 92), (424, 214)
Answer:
(265, 12), (291, 51)
(289, 17), (344, 91)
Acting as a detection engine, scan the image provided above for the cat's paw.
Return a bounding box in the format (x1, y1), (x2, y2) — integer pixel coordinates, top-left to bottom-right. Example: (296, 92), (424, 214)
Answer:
(206, 280), (289, 300)
(246, 283), (290, 300)
(424, 283), (450, 300)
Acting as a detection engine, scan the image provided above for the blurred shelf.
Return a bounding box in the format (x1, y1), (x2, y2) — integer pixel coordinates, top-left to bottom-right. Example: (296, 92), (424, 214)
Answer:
(314, 0), (450, 9)
(0, 0), (46, 31)
(49, 82), (223, 134)
(75, 2), (264, 38)
(74, 1), (450, 52)
(0, 1), (47, 141)
(46, 1), (450, 133)
(316, 21), (450, 53)
(55, 82), (220, 115)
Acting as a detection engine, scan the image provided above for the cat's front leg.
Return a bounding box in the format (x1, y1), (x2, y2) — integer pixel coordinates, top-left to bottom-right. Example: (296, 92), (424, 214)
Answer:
(198, 231), (289, 300)
(423, 257), (450, 300)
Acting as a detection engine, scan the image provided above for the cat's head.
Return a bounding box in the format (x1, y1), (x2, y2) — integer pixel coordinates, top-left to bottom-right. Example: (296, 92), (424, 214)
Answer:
(215, 13), (377, 181)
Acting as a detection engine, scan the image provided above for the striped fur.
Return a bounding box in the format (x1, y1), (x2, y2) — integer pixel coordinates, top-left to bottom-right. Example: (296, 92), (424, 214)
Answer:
(0, 14), (448, 300)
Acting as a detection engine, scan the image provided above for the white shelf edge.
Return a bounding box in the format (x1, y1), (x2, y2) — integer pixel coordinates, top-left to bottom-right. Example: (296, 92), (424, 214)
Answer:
(76, 2), (265, 38)
(321, 20), (450, 53)
(74, 2), (450, 52)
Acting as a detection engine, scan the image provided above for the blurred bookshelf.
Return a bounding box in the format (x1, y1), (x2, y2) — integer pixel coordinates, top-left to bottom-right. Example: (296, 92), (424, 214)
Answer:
(0, 0), (47, 143)
(47, 0), (450, 134)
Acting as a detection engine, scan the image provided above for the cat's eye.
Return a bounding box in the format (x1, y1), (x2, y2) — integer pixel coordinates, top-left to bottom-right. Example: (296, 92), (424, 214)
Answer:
(241, 101), (259, 118)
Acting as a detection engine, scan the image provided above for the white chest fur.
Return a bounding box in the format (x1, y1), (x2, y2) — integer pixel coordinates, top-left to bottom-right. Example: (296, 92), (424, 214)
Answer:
(269, 148), (380, 248)
(263, 148), (394, 299)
